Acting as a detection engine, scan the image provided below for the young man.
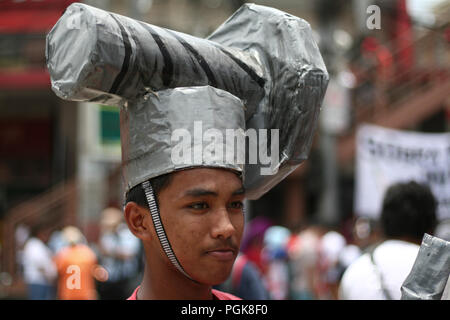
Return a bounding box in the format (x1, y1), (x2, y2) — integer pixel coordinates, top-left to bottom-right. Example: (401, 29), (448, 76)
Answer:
(117, 86), (248, 300)
(125, 168), (245, 300)
(339, 181), (437, 300)
(53, 226), (98, 300)
(46, 3), (328, 300)
(22, 222), (57, 300)
(97, 207), (141, 299)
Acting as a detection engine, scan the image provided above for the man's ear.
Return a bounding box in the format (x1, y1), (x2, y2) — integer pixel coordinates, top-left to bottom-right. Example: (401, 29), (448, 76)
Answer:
(124, 202), (152, 241)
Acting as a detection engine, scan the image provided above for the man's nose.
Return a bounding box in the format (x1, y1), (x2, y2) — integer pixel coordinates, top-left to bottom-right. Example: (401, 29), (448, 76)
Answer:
(210, 207), (236, 239)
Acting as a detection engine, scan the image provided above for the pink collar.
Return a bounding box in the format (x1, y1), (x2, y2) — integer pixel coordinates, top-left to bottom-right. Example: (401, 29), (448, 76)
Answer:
(127, 286), (241, 300)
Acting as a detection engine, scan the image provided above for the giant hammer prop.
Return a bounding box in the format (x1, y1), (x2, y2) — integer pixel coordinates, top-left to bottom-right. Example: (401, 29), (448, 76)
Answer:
(46, 3), (329, 200)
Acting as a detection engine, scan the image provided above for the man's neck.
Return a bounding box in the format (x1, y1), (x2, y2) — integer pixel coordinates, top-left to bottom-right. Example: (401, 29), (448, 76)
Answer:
(137, 263), (214, 300)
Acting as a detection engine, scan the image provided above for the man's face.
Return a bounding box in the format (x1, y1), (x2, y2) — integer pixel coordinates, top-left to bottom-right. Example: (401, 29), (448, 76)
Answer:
(156, 168), (245, 285)
(38, 228), (52, 244)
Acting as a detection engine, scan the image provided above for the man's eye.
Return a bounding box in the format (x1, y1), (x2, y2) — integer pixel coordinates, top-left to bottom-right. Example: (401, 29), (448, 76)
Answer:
(229, 201), (244, 210)
(189, 202), (209, 210)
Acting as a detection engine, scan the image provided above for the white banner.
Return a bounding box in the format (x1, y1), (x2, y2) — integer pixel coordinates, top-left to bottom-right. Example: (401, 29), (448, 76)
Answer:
(354, 124), (450, 221)
(320, 73), (352, 135)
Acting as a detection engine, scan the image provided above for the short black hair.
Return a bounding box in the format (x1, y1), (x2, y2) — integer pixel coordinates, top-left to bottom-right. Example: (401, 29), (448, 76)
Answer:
(30, 220), (53, 238)
(125, 173), (173, 209)
(380, 181), (437, 241)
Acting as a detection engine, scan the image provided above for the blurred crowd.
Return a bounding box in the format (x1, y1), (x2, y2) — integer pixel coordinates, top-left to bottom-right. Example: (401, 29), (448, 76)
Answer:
(216, 180), (450, 300)
(11, 180), (450, 300)
(15, 207), (142, 300)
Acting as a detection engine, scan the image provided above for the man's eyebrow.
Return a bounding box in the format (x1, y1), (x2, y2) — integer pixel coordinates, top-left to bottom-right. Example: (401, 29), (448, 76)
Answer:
(232, 187), (245, 196)
(182, 187), (245, 198)
(183, 188), (218, 197)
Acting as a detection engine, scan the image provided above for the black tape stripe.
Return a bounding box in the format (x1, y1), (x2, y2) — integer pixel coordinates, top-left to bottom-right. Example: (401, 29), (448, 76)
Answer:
(126, 26), (147, 83)
(109, 14), (132, 94)
(124, 28), (148, 92)
(139, 22), (174, 87)
(219, 47), (266, 88)
(161, 30), (200, 78)
(165, 30), (218, 87)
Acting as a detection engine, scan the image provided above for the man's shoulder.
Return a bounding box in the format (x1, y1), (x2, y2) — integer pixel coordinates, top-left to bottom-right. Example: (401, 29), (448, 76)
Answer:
(76, 244), (97, 257)
(339, 252), (384, 300)
(23, 238), (46, 255)
(340, 252), (373, 288)
(377, 240), (419, 255)
(24, 237), (40, 247)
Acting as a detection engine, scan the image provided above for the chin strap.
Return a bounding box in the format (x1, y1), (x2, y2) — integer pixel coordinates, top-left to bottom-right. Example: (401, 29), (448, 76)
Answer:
(141, 180), (196, 282)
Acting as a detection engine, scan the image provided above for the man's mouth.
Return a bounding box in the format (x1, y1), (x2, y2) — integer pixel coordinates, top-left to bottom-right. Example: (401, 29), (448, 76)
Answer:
(206, 247), (236, 261)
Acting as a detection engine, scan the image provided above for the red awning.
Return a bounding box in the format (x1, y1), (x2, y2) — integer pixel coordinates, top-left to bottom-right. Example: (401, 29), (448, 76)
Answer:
(0, 9), (66, 33)
(0, 0), (76, 10)
(0, 1), (79, 33)
(0, 69), (50, 89)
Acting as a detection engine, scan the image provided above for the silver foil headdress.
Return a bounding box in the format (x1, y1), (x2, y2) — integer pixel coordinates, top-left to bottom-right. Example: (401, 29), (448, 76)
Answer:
(46, 2), (329, 200)
(121, 86), (246, 191)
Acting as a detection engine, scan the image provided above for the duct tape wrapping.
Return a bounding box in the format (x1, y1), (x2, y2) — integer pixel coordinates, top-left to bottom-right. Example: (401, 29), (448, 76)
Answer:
(46, 3), (264, 113)
(46, 3), (328, 199)
(208, 5), (328, 198)
(401, 234), (450, 300)
(120, 86), (246, 192)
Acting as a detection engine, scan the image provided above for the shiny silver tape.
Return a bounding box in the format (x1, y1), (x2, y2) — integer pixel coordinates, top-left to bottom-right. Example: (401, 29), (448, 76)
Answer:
(401, 234), (450, 300)
(46, 3), (328, 200)
(120, 86), (245, 192)
(208, 4), (328, 198)
(46, 3), (264, 114)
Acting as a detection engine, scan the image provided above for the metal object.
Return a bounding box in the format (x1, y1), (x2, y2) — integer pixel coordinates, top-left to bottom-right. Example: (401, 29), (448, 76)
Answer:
(401, 233), (450, 300)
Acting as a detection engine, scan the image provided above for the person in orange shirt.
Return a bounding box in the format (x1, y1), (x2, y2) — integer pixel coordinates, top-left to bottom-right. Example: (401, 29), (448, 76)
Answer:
(53, 226), (105, 300)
